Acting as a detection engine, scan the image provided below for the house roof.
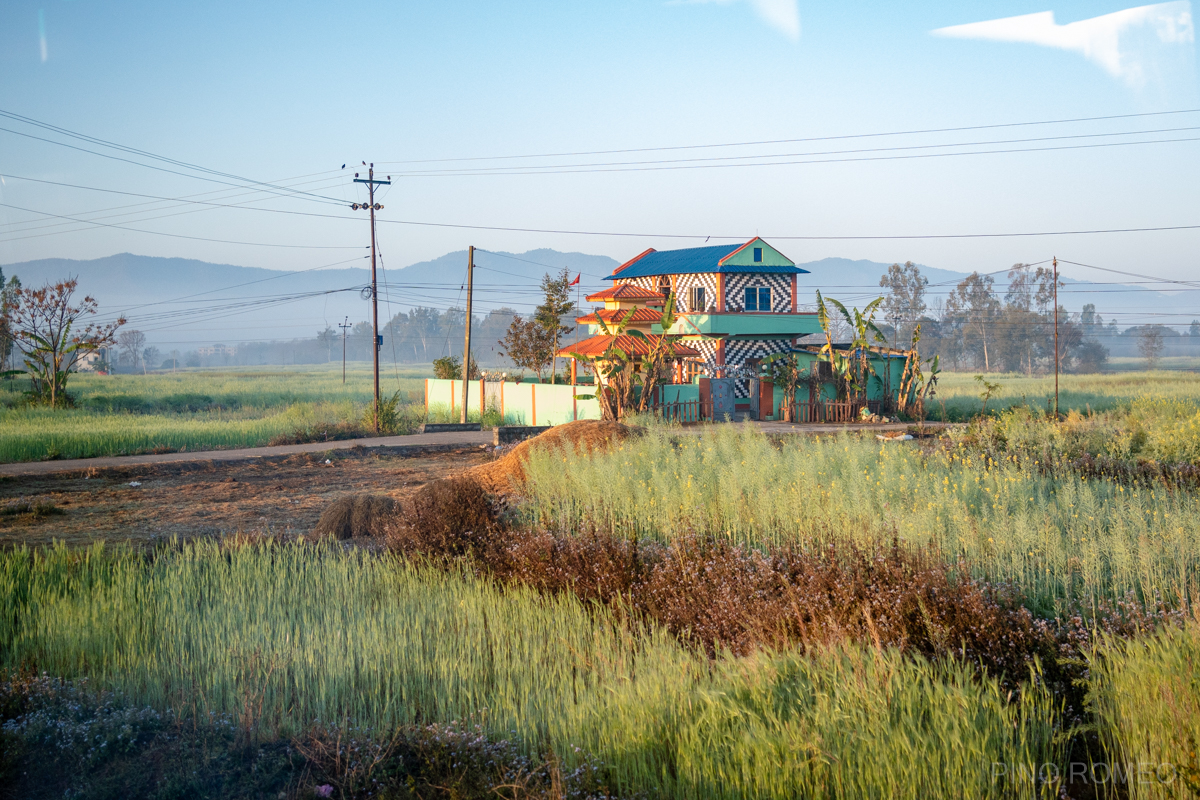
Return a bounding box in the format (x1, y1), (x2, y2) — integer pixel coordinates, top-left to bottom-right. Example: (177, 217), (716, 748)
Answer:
(605, 238), (810, 280)
(576, 308), (662, 325)
(559, 334), (700, 359)
(585, 284), (665, 303)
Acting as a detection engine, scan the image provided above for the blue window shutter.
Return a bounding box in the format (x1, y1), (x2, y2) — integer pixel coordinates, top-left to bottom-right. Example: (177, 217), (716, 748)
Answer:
(753, 247), (763, 263)
(744, 287), (757, 311)
(759, 287), (771, 311)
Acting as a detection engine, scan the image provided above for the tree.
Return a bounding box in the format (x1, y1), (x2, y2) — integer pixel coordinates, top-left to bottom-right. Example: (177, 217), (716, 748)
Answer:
(5, 278), (125, 406)
(879, 261), (927, 345)
(0, 268), (19, 372)
(1190, 320), (1200, 338)
(143, 346), (161, 371)
(535, 269), (575, 384)
(945, 273), (1000, 371)
(118, 329), (147, 372)
(1074, 340), (1109, 373)
(1138, 326), (1165, 369)
(432, 354), (479, 380)
(499, 314), (554, 381)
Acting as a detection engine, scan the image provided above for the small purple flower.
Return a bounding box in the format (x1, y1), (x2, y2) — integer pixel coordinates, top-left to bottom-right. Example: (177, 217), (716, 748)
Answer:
(315, 785), (334, 798)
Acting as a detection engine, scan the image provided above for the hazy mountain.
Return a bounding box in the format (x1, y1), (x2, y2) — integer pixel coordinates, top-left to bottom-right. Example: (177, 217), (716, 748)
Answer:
(2, 250), (1192, 351)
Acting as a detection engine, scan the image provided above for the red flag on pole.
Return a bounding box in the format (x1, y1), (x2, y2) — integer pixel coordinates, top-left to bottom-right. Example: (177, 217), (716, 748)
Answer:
(569, 273), (581, 286)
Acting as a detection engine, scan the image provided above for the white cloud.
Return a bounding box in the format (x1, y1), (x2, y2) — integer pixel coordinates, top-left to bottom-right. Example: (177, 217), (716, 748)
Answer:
(932, 2), (1194, 88)
(673, 0), (801, 41)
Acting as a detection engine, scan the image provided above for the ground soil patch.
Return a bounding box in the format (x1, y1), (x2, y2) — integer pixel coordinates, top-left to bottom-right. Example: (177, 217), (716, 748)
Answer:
(0, 446), (491, 549)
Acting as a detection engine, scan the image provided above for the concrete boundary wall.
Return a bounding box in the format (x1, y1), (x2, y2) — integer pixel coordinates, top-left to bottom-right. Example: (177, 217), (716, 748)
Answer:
(425, 379), (601, 426)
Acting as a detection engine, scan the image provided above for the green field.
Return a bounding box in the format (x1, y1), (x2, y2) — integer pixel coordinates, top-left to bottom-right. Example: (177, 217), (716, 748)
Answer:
(3, 365), (1199, 464)
(0, 364), (429, 463)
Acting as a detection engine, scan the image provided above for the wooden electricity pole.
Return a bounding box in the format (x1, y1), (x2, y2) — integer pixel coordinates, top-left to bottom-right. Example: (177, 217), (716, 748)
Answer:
(1053, 256), (1059, 419)
(338, 316), (351, 385)
(461, 245), (474, 424)
(351, 164), (390, 431)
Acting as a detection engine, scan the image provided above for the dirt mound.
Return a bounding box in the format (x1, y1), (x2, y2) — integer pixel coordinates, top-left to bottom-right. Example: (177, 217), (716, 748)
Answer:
(466, 419), (641, 495)
(384, 476), (499, 557)
(312, 494), (398, 539)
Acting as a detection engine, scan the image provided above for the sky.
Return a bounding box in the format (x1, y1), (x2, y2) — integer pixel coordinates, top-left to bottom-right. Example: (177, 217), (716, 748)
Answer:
(0, 0), (1197, 294)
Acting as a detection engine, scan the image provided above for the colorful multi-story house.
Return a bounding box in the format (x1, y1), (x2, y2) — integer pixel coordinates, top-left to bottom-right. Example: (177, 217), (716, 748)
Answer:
(566, 238), (824, 405)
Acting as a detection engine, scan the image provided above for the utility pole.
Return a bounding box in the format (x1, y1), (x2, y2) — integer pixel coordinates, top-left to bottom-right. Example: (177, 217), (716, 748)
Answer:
(461, 246), (474, 424)
(1053, 256), (1059, 419)
(338, 316), (351, 385)
(351, 164), (390, 432)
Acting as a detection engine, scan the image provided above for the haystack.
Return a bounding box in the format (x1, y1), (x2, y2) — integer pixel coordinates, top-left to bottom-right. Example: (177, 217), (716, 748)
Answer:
(312, 494), (398, 539)
(466, 419), (642, 495)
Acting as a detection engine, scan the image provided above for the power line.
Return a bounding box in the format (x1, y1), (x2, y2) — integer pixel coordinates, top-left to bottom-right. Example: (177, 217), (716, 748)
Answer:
(388, 127), (1200, 177)
(0, 199), (362, 250)
(0, 108), (347, 205)
(377, 216), (1200, 241)
(377, 108), (1200, 165)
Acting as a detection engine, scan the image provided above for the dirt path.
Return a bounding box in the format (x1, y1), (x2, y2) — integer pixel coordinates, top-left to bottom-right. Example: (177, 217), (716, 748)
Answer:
(0, 430), (493, 477)
(0, 446), (491, 549)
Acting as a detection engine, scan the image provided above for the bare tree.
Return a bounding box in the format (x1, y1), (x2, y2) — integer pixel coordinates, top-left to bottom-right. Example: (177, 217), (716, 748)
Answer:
(118, 329), (147, 372)
(6, 278), (125, 406)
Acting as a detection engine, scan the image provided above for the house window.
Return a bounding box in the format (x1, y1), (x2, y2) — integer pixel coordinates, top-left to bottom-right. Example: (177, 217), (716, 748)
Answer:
(688, 286), (706, 312)
(744, 286), (771, 311)
(753, 247), (763, 263)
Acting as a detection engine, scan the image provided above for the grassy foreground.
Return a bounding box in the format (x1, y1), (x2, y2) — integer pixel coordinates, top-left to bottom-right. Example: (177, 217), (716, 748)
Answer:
(522, 423), (1200, 616)
(1, 541), (1059, 799)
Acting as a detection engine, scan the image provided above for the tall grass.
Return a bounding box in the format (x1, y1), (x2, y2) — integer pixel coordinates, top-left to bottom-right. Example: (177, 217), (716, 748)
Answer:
(1089, 621), (1200, 799)
(521, 425), (1200, 616)
(0, 541), (1062, 799)
(0, 364), (430, 462)
(932, 370), (1200, 420)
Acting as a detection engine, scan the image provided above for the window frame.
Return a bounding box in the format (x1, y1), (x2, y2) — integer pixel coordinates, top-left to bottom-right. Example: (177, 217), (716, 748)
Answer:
(758, 286), (771, 312)
(689, 286), (706, 312)
(753, 247), (763, 263)
(743, 286), (758, 311)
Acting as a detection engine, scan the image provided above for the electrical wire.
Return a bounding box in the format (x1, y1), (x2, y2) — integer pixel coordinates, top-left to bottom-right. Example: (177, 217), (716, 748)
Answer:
(0, 200), (361, 250)
(388, 126), (1200, 177)
(0, 108), (348, 205)
(378, 108), (1200, 165)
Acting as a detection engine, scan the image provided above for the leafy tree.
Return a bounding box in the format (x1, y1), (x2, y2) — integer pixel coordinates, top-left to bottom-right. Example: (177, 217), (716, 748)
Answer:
(432, 354), (479, 380)
(1074, 340), (1109, 373)
(945, 273), (1000, 371)
(6, 278), (125, 406)
(878, 261), (927, 346)
(1138, 326), (1166, 369)
(1190, 320), (1200, 338)
(535, 269), (575, 384)
(500, 315), (553, 382)
(143, 346), (161, 371)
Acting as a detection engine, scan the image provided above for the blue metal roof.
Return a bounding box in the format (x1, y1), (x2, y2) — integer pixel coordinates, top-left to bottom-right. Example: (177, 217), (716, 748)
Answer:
(606, 244), (809, 280)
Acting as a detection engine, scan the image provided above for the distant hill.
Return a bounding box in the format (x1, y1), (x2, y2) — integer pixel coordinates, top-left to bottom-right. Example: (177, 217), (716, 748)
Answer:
(2, 250), (1192, 350)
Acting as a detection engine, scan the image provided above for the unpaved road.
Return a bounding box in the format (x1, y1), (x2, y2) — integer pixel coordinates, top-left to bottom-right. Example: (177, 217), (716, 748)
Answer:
(0, 445), (491, 549)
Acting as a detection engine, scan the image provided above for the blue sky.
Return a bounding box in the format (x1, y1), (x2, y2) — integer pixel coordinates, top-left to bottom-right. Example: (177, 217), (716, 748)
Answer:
(0, 0), (1196, 287)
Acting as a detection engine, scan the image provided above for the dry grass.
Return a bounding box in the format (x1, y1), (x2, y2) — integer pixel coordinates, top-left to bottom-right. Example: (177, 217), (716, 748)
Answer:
(312, 494), (399, 539)
(465, 420), (641, 495)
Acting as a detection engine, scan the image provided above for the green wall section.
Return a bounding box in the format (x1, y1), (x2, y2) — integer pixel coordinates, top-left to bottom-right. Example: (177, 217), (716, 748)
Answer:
(426, 379), (601, 426)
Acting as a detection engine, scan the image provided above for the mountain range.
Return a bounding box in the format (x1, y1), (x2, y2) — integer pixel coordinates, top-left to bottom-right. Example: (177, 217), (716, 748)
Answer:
(1, 250), (1192, 349)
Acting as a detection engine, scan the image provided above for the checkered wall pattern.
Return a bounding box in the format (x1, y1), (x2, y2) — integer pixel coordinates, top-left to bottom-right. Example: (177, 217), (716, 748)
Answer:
(724, 339), (796, 397)
(723, 273), (792, 313)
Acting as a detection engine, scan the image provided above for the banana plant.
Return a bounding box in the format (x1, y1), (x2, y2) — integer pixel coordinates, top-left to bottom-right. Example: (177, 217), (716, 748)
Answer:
(568, 307), (636, 421)
(624, 291), (680, 413)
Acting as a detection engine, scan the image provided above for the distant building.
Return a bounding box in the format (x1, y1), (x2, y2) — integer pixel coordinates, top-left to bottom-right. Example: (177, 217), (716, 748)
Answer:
(197, 344), (236, 358)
